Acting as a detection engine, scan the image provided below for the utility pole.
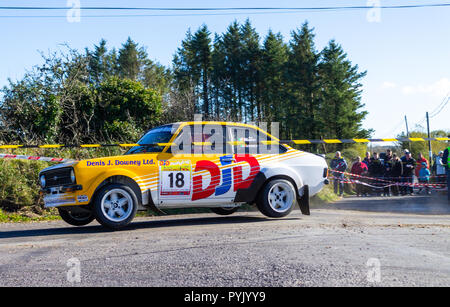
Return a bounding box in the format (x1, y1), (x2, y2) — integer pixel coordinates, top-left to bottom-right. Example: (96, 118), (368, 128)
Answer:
(405, 115), (410, 149)
(404, 115), (410, 137)
(426, 112), (432, 161)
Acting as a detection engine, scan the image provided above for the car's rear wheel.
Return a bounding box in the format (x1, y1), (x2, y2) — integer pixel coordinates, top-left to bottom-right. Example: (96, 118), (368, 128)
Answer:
(93, 183), (138, 230)
(257, 179), (296, 218)
(58, 208), (95, 226)
(210, 207), (239, 215)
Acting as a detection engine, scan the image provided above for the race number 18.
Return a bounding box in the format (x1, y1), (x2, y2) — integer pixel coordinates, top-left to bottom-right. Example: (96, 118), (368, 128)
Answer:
(160, 170), (191, 196)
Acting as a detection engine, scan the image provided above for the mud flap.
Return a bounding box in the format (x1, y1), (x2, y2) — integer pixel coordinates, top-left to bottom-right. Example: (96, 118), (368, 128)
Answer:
(297, 185), (310, 215)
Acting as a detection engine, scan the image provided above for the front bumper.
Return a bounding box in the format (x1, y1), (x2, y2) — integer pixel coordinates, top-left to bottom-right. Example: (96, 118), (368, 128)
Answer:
(40, 185), (87, 208)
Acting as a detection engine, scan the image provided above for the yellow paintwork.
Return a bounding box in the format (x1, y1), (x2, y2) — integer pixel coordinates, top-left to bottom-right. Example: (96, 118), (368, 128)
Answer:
(46, 121), (285, 207)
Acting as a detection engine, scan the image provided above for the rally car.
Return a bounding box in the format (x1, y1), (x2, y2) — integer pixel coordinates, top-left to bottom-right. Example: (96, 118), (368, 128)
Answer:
(38, 122), (329, 229)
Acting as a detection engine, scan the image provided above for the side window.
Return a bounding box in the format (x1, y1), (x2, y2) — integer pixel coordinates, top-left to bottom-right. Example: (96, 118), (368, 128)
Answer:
(171, 124), (232, 155)
(230, 126), (287, 155)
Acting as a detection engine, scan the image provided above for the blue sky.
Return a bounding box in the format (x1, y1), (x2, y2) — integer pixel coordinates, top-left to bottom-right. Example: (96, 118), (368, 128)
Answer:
(1, 0), (449, 136)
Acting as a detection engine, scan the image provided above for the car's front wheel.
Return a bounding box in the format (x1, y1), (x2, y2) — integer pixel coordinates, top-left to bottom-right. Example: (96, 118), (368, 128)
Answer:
(210, 207), (239, 215)
(58, 208), (95, 226)
(93, 183), (138, 230)
(257, 179), (297, 218)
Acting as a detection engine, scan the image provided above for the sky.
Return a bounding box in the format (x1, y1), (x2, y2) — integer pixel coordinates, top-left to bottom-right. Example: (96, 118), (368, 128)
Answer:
(0, 0), (449, 137)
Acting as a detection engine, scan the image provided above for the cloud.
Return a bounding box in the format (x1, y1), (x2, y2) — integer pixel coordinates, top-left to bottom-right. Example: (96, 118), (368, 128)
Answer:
(381, 81), (397, 89)
(400, 78), (450, 97)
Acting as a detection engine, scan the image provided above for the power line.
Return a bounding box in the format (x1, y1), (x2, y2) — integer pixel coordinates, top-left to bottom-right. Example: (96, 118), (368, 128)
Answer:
(0, 3), (449, 19)
(1, 3), (450, 11)
(429, 98), (449, 118)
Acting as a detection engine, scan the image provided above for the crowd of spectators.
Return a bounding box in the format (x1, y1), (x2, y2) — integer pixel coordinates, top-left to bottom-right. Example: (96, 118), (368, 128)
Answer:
(329, 148), (448, 198)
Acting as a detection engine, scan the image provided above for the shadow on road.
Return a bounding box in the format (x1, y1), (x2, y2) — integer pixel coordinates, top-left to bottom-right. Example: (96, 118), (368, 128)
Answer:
(320, 194), (450, 215)
(0, 215), (298, 240)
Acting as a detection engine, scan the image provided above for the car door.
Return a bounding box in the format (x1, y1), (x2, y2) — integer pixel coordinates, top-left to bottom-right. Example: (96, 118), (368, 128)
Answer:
(157, 123), (235, 207)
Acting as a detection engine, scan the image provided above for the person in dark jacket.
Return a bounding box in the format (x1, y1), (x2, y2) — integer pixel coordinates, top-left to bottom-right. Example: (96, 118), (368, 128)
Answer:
(390, 154), (403, 196)
(401, 149), (416, 195)
(362, 152), (371, 168)
(330, 151), (347, 197)
(383, 149), (393, 196)
(368, 152), (385, 196)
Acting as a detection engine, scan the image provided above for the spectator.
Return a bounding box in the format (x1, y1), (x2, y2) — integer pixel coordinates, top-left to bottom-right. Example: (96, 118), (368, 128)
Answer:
(443, 141), (449, 203)
(368, 152), (385, 196)
(417, 162), (431, 195)
(415, 152), (429, 178)
(362, 152), (371, 168)
(390, 153), (403, 196)
(351, 156), (368, 196)
(401, 149), (416, 195)
(432, 151), (446, 184)
(330, 151), (347, 197)
(383, 149), (393, 196)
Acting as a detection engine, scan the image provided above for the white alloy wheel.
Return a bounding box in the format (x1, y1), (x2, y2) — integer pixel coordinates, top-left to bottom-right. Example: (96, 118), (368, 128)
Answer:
(101, 188), (134, 223)
(267, 181), (295, 213)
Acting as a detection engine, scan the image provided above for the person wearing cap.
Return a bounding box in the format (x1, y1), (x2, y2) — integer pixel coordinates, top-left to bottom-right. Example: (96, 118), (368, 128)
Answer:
(443, 138), (449, 203)
(401, 149), (416, 195)
(330, 151), (347, 197)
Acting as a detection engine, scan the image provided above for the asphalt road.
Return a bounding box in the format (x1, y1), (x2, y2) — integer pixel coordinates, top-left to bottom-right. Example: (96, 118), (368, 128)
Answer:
(0, 195), (449, 287)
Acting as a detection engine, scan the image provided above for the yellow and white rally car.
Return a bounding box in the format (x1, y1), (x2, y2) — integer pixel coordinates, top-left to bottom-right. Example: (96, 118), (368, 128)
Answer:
(39, 122), (329, 229)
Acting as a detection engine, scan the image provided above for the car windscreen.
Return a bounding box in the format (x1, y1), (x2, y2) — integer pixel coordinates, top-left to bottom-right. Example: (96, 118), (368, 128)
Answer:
(125, 124), (175, 155)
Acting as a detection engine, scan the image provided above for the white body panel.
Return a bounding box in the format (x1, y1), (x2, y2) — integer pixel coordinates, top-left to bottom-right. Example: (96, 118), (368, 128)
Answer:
(150, 149), (328, 209)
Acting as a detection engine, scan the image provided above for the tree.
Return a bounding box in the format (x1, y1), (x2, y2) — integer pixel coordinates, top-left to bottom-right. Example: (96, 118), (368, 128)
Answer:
(240, 19), (262, 122)
(286, 22), (320, 140)
(318, 40), (370, 147)
(261, 30), (288, 126)
(94, 76), (162, 141)
(173, 25), (213, 117)
(117, 37), (148, 81)
(397, 130), (449, 158)
(86, 39), (118, 84)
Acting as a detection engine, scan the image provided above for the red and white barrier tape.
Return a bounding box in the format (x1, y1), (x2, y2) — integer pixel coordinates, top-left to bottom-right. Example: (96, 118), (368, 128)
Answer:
(0, 153), (75, 163)
(331, 169), (446, 183)
(330, 176), (447, 190)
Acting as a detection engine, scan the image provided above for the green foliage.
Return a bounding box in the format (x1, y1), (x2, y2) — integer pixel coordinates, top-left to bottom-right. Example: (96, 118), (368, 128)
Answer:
(0, 158), (47, 206)
(94, 77), (162, 140)
(0, 21), (374, 214)
(173, 20), (370, 150)
(0, 40), (165, 144)
(0, 208), (60, 223)
(397, 130), (449, 158)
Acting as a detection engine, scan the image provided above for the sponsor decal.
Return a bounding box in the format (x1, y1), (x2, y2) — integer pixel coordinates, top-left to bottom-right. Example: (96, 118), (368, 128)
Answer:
(77, 195), (89, 203)
(86, 159), (155, 167)
(192, 154), (260, 201)
(159, 160), (192, 197)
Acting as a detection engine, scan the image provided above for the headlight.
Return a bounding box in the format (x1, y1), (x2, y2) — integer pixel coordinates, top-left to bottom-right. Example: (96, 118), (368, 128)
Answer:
(40, 175), (46, 188)
(70, 169), (76, 183)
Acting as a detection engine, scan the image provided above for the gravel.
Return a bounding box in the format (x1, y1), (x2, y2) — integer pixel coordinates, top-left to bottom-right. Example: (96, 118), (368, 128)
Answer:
(0, 195), (449, 287)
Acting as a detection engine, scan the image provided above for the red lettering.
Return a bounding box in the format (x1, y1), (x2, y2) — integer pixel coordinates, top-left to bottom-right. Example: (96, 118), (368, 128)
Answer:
(233, 155), (260, 191)
(192, 160), (221, 201)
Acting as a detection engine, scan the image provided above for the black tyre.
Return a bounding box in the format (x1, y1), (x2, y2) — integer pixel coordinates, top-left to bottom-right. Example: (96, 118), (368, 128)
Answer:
(58, 208), (95, 226)
(93, 183), (138, 230)
(210, 207), (239, 215)
(256, 179), (297, 218)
